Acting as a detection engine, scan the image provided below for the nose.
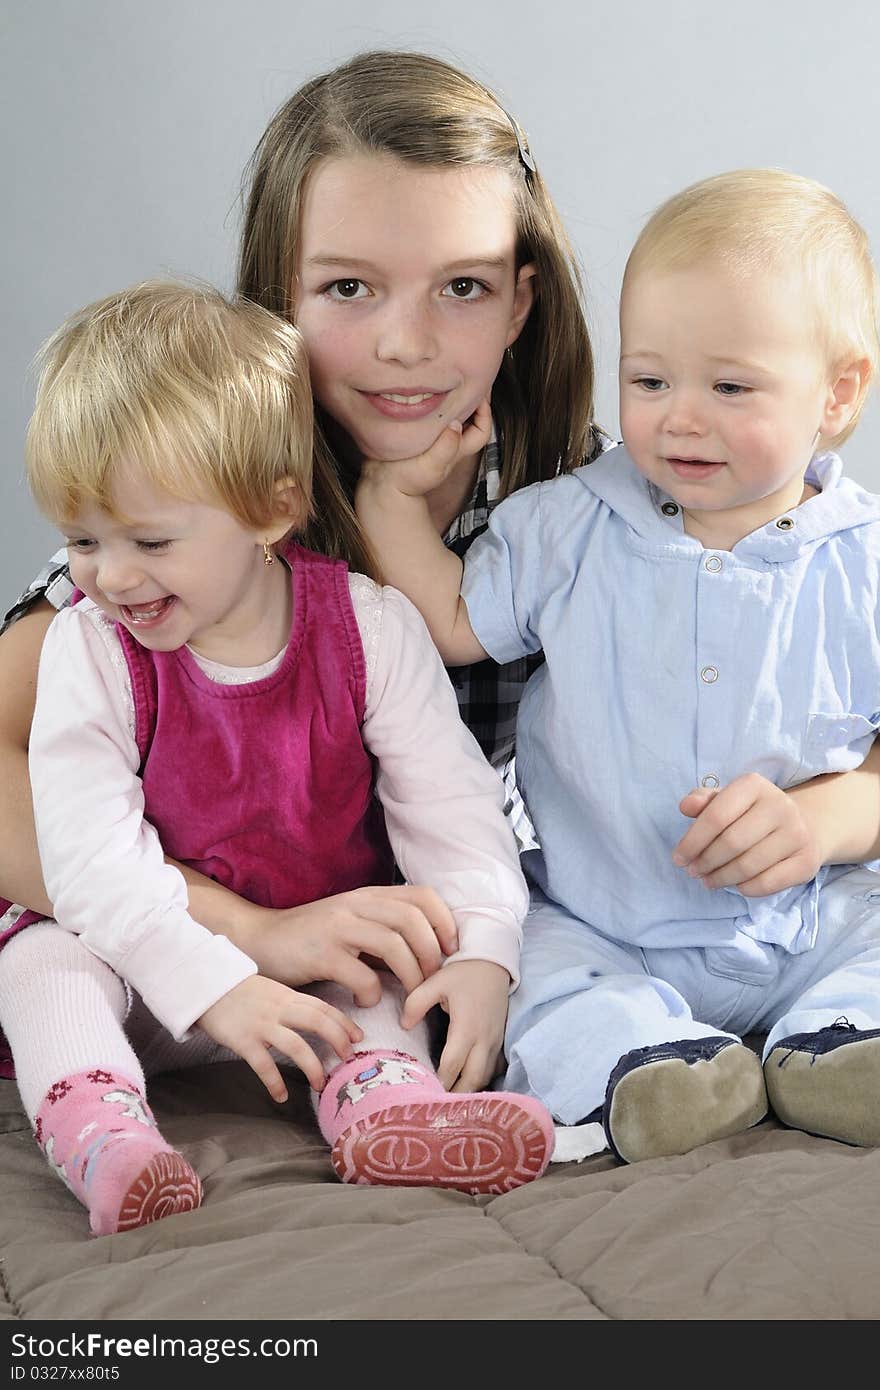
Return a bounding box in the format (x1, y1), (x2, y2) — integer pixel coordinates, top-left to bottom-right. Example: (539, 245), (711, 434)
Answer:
(95, 551), (144, 600)
(374, 298), (437, 367)
(662, 388), (707, 437)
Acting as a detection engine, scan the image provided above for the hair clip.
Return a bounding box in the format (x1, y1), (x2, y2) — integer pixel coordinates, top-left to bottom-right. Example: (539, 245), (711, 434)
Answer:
(498, 103), (537, 176)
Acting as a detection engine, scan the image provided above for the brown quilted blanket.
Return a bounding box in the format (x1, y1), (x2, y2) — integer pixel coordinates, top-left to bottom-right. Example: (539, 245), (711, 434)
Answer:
(1, 1061), (879, 1321)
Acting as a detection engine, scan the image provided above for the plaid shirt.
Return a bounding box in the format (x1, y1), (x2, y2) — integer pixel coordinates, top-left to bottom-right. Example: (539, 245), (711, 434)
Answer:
(442, 434), (544, 768)
(3, 552), (76, 635)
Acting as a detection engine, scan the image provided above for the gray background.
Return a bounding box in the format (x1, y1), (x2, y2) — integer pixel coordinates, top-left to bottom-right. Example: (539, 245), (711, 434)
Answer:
(3, 0), (879, 606)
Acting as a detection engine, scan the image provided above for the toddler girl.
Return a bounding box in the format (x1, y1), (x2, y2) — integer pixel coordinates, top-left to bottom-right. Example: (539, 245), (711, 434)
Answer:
(0, 281), (552, 1234)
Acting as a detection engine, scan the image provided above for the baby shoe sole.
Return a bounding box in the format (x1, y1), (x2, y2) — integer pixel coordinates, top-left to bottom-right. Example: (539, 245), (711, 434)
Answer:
(332, 1094), (553, 1194)
(116, 1151), (202, 1232)
(765, 1031), (880, 1146)
(606, 1040), (768, 1164)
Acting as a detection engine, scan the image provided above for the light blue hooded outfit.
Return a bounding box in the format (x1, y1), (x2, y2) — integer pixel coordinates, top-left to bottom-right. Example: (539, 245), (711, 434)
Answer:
(462, 445), (880, 1122)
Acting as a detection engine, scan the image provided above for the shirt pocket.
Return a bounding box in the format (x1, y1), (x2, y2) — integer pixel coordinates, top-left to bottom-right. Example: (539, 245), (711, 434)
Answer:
(796, 710), (880, 779)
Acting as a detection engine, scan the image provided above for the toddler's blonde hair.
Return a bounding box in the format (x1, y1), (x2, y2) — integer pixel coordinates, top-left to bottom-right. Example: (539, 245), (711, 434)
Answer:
(27, 280), (314, 528)
(623, 169), (880, 445)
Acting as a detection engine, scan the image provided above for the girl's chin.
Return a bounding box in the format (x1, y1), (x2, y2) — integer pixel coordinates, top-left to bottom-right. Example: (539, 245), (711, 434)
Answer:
(351, 427), (442, 463)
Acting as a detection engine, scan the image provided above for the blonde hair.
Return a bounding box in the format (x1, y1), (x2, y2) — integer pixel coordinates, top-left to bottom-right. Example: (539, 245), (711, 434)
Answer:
(26, 281), (314, 531)
(623, 168), (880, 445)
(238, 49), (599, 568)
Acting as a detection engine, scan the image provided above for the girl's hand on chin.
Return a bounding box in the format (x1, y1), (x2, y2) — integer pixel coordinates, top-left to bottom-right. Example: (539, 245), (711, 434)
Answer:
(360, 398), (492, 499)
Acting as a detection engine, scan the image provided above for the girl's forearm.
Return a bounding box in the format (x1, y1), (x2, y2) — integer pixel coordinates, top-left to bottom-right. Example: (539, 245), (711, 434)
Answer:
(165, 860), (265, 952)
(355, 473), (481, 664)
(788, 738), (880, 865)
(0, 744), (52, 917)
(0, 603), (54, 916)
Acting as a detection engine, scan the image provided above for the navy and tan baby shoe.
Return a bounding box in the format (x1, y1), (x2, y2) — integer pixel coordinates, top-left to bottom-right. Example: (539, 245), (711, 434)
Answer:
(603, 1035), (768, 1164)
(764, 1018), (880, 1147)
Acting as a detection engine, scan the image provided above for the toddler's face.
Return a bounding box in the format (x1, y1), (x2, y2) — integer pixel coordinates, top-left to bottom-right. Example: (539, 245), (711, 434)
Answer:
(619, 263), (838, 533)
(63, 467), (284, 665)
(293, 153), (534, 465)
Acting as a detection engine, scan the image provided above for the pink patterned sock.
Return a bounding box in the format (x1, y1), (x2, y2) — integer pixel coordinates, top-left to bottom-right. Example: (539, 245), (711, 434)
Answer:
(35, 1069), (201, 1236)
(319, 1050), (555, 1195)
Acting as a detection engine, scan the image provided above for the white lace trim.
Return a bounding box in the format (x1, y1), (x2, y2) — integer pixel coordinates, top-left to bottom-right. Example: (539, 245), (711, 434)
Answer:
(84, 606), (137, 738)
(348, 571), (383, 692)
(187, 645), (286, 685)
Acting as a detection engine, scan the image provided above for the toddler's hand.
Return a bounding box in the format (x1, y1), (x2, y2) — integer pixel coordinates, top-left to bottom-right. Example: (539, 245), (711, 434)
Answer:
(196, 975), (363, 1102)
(236, 884), (457, 1004)
(673, 772), (822, 895)
(359, 398), (493, 498)
(401, 958), (510, 1092)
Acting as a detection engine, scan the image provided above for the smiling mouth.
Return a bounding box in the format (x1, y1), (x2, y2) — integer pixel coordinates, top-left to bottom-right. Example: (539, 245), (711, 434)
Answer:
(121, 596), (176, 626)
(361, 388), (451, 420)
(377, 392), (438, 405)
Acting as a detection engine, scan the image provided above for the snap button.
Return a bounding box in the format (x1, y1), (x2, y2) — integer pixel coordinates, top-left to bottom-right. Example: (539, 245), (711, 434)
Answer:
(701, 774), (720, 789)
(661, 502), (679, 516)
(705, 555), (723, 573)
(776, 516), (795, 530)
(700, 665), (719, 684)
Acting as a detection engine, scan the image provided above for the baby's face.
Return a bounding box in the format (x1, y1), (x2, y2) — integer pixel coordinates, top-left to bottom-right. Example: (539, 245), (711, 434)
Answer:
(619, 263), (837, 533)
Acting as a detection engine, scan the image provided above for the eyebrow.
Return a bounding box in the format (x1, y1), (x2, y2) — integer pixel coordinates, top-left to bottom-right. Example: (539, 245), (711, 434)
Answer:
(705, 354), (770, 372)
(303, 254), (511, 273)
(64, 517), (184, 534)
(620, 350), (770, 374)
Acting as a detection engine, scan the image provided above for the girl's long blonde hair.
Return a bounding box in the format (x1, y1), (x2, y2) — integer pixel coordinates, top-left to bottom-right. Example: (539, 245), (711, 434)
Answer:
(238, 49), (598, 572)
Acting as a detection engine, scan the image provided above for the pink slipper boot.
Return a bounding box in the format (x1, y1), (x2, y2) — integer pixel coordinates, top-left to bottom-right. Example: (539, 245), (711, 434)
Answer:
(318, 1051), (554, 1195)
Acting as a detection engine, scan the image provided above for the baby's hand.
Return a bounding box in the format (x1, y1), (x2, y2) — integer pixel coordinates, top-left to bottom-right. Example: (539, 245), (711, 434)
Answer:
(196, 975), (363, 1102)
(401, 958), (510, 1092)
(359, 398), (493, 499)
(673, 772), (821, 895)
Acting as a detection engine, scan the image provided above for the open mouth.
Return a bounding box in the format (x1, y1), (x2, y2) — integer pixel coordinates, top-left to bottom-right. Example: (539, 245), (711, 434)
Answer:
(121, 596), (177, 627)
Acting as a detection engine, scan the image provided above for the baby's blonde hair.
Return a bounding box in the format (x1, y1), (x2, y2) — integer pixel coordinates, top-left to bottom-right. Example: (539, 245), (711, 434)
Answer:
(623, 169), (880, 445)
(26, 280), (314, 529)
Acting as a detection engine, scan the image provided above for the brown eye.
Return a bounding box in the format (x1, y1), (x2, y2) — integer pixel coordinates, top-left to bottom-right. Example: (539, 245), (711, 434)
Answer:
(442, 278), (487, 301)
(327, 279), (368, 301)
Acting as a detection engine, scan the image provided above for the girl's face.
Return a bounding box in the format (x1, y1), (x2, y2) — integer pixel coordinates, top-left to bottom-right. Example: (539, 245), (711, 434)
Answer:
(294, 154), (535, 462)
(64, 467), (290, 666)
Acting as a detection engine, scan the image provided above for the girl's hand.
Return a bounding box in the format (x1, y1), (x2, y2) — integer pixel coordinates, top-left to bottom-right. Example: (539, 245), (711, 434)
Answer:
(672, 773), (822, 895)
(196, 975), (363, 1102)
(236, 885), (458, 1005)
(401, 958), (510, 1092)
(359, 398), (493, 498)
